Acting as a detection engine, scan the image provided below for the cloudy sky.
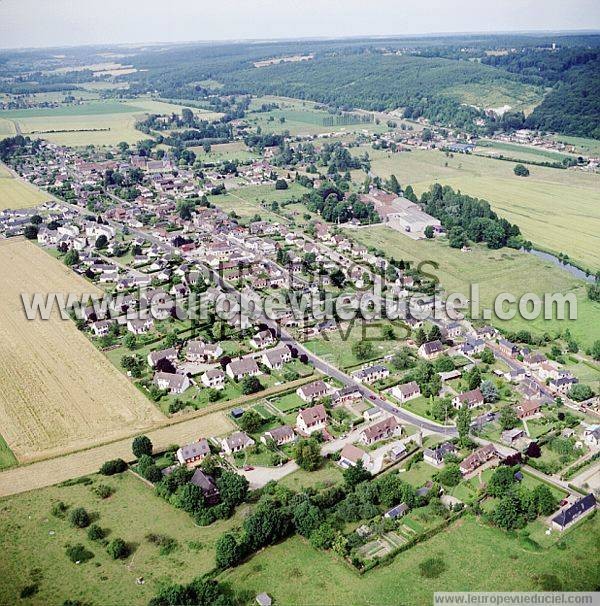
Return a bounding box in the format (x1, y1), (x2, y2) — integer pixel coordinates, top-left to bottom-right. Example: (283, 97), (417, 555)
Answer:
(1, 0), (599, 49)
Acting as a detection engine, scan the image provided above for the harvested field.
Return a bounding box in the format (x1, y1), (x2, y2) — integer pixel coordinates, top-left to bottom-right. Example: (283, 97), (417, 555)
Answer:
(0, 162), (51, 210)
(0, 408), (234, 497)
(0, 239), (165, 462)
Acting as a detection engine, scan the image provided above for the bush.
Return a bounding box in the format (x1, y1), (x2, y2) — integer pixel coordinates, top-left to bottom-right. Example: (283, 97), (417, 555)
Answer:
(419, 556), (446, 578)
(99, 458), (128, 475)
(92, 484), (115, 499)
(51, 501), (68, 518)
(514, 163), (530, 177)
(146, 533), (178, 555)
(87, 524), (105, 541)
(20, 584), (39, 598)
(107, 537), (129, 559)
(69, 507), (90, 528)
(65, 543), (94, 563)
(144, 464), (164, 483)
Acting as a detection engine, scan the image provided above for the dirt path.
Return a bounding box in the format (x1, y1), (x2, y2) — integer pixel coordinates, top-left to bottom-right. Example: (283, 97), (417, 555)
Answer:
(0, 375), (314, 498)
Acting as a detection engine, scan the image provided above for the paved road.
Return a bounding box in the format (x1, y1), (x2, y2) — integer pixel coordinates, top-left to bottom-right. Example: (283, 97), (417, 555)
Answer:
(98, 205), (459, 438)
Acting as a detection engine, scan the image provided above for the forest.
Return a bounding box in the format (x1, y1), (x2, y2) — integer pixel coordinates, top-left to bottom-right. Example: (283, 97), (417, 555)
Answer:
(1, 34), (599, 139)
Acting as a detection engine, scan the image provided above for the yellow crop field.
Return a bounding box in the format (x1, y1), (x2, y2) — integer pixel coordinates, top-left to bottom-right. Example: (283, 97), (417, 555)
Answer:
(0, 118), (16, 137)
(0, 162), (51, 210)
(0, 408), (234, 497)
(0, 239), (165, 463)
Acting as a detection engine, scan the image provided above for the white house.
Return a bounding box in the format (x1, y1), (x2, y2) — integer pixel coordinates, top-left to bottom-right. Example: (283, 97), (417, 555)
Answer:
(201, 368), (226, 390)
(221, 431), (255, 455)
(296, 404), (328, 435)
(391, 381), (421, 403)
(153, 371), (190, 394)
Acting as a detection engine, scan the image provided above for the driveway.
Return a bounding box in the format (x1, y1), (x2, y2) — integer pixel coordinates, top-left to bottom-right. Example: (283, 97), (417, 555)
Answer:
(237, 460), (299, 490)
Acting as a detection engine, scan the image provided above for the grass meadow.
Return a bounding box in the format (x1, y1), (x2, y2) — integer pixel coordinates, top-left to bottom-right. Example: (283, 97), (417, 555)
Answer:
(354, 147), (600, 270)
(219, 513), (600, 605)
(347, 226), (600, 348)
(0, 471), (247, 606)
(0, 97), (222, 147)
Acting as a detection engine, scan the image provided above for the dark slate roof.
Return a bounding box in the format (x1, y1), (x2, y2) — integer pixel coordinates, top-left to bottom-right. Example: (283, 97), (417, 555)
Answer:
(552, 494), (596, 528)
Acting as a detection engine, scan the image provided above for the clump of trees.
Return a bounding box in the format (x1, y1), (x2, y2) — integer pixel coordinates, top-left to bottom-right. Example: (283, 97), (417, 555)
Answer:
(420, 184), (524, 250)
(485, 466), (558, 530)
(513, 163), (530, 176)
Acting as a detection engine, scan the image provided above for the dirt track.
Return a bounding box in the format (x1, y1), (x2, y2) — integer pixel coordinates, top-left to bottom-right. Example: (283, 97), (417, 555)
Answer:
(0, 408), (235, 497)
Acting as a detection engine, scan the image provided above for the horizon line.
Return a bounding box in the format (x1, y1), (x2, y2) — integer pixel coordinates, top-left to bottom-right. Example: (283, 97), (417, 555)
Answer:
(2, 27), (600, 53)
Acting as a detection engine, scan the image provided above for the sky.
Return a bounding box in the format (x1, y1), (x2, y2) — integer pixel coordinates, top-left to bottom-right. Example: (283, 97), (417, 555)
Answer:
(1, 0), (599, 49)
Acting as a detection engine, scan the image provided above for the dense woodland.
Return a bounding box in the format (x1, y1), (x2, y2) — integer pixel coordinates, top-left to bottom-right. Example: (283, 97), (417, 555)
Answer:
(0, 34), (599, 139)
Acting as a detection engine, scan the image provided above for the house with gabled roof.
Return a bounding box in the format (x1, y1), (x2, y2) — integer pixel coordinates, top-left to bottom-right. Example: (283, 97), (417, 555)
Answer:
(459, 444), (497, 475)
(516, 399), (542, 419)
(296, 404), (328, 435)
(332, 385), (362, 407)
(296, 380), (330, 403)
(498, 339), (519, 358)
(250, 329), (275, 349)
(221, 431), (255, 454)
(452, 388), (484, 410)
(153, 371), (190, 394)
(552, 494), (596, 531)
(352, 364), (389, 385)
(339, 444), (371, 469)
(359, 416), (402, 445)
(226, 358), (261, 381)
(190, 469), (220, 505)
(177, 438), (211, 466)
(391, 381), (421, 403)
(186, 340), (223, 363)
(201, 368), (226, 390)
(147, 347), (178, 368)
(423, 442), (457, 467)
(262, 345), (292, 370)
(261, 425), (296, 446)
(418, 340), (443, 360)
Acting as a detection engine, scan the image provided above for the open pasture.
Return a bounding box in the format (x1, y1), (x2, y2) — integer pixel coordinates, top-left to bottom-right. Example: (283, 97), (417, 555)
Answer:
(356, 147), (600, 270)
(347, 226), (600, 348)
(189, 141), (257, 162)
(220, 514), (600, 605)
(0, 240), (165, 463)
(246, 97), (388, 136)
(0, 97), (222, 147)
(0, 471), (246, 606)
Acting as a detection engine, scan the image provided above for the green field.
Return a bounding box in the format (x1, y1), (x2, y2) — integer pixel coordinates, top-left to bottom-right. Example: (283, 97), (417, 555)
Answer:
(551, 135), (600, 157)
(208, 182), (309, 223)
(0, 97), (221, 147)
(0, 433), (17, 469)
(278, 463), (344, 491)
(189, 141), (257, 162)
(347, 225), (600, 348)
(304, 320), (408, 369)
(0, 162), (52, 210)
(357, 148), (600, 270)
(475, 140), (574, 163)
(219, 513), (600, 605)
(245, 96), (388, 137)
(0, 471), (247, 606)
